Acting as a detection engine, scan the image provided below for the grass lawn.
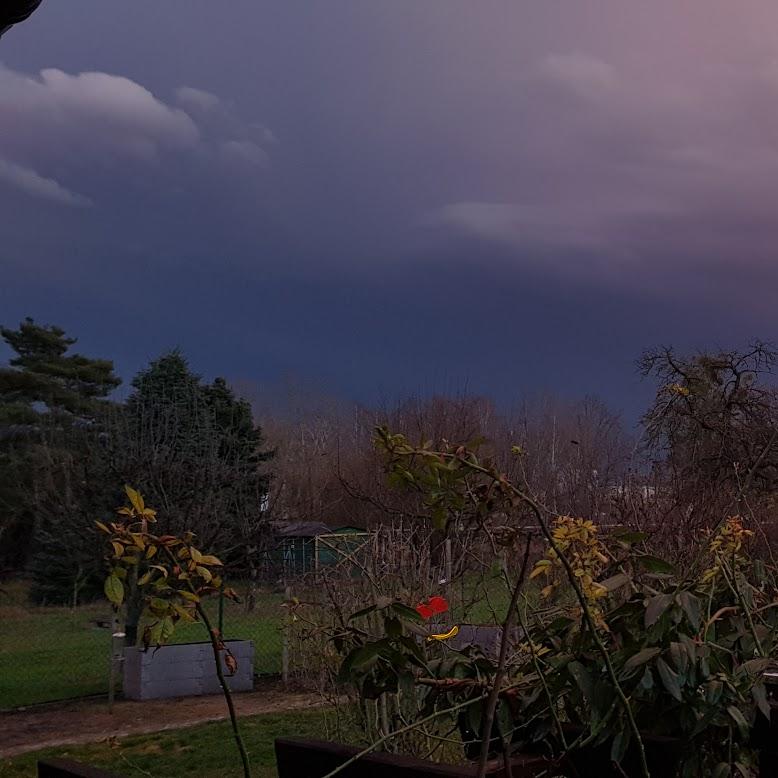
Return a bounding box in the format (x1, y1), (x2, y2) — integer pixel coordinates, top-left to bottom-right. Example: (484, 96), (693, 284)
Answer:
(0, 581), (284, 709)
(1, 707), (334, 777)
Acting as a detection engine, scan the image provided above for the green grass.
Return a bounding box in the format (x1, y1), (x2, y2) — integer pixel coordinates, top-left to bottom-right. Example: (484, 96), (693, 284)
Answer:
(0, 581), (284, 709)
(0, 707), (335, 777)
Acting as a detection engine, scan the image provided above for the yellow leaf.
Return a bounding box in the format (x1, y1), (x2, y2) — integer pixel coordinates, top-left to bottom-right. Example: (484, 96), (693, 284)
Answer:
(195, 565), (213, 583)
(179, 590), (200, 602)
(190, 547), (202, 564)
(199, 555), (223, 567)
(95, 521), (110, 534)
(145, 545), (158, 559)
(529, 560), (551, 579)
(427, 625), (460, 642)
(124, 485), (144, 513)
(173, 604), (196, 622)
(111, 541), (124, 558)
(131, 533), (145, 551)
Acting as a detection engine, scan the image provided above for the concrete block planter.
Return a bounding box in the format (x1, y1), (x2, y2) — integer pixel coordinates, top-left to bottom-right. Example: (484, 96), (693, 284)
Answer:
(123, 640), (253, 700)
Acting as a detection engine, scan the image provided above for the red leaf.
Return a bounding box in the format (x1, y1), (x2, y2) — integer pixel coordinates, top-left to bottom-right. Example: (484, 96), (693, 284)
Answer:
(415, 603), (434, 619)
(428, 596), (449, 615)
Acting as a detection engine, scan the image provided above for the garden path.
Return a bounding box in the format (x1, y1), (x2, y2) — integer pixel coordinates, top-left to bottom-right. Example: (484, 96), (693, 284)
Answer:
(0, 681), (317, 758)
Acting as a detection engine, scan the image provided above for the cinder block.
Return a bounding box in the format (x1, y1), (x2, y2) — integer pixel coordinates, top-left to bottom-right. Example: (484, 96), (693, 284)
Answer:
(123, 640), (254, 700)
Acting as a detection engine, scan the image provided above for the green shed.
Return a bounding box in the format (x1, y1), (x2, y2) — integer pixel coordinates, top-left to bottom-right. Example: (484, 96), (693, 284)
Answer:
(274, 523), (369, 576)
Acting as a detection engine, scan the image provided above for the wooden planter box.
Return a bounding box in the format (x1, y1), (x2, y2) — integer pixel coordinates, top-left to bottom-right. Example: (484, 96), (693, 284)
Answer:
(275, 738), (551, 777)
(123, 640), (253, 700)
(37, 758), (120, 777)
(559, 728), (683, 776)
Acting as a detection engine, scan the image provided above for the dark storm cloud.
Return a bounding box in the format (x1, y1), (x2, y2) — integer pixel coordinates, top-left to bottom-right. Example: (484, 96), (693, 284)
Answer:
(3, 1), (778, 419)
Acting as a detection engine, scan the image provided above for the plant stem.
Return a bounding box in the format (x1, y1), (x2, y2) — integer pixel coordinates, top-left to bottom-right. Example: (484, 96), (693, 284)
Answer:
(475, 535), (532, 778)
(160, 544), (252, 778)
(196, 601), (252, 778)
(321, 694), (488, 778)
(419, 453), (652, 778)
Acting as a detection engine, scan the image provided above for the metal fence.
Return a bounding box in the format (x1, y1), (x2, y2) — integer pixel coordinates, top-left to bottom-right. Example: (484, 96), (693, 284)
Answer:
(0, 577), (285, 710)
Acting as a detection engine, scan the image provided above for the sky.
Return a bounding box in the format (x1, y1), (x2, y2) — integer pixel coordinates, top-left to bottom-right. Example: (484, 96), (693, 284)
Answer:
(2, 1), (778, 423)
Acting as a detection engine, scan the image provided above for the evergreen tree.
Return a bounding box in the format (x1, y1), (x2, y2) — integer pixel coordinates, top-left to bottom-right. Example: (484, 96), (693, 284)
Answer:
(0, 318), (120, 598)
(113, 351), (272, 641)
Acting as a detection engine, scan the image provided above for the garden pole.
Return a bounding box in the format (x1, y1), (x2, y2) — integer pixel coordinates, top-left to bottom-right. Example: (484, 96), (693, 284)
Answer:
(218, 578), (225, 636)
(282, 584), (291, 686)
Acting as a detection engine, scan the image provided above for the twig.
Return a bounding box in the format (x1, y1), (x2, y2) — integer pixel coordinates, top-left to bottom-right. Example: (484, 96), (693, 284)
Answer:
(476, 534), (532, 778)
(321, 694), (488, 778)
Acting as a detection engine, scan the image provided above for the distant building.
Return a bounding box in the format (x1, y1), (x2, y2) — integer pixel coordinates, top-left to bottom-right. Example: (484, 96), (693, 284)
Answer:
(272, 521), (367, 577)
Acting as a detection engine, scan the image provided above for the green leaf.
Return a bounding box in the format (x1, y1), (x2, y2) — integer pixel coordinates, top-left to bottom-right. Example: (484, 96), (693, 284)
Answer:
(349, 641), (384, 672)
(669, 642), (689, 674)
(656, 657), (682, 702)
(609, 529), (647, 545)
(390, 603), (424, 624)
(610, 727), (631, 764)
(705, 679), (723, 706)
(149, 597), (170, 616)
(600, 573), (631, 592)
(752, 683), (771, 720)
(148, 620), (163, 646)
(567, 661), (594, 703)
(161, 616), (175, 642)
(624, 647), (661, 672)
(638, 555), (676, 575)
(385, 616), (402, 638)
(104, 574), (124, 606)
(645, 593), (673, 627)
(348, 605), (377, 622)
(727, 705), (749, 740)
(678, 591), (702, 631)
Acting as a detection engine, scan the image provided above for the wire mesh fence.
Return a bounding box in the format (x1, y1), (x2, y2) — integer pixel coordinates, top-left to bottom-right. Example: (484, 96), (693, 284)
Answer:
(0, 577), (286, 710)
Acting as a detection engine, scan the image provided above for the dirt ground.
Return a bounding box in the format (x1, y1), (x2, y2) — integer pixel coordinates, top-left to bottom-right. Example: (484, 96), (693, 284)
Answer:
(0, 681), (318, 758)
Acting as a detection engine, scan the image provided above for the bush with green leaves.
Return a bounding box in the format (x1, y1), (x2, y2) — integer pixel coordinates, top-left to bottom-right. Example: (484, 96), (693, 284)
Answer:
(329, 429), (778, 778)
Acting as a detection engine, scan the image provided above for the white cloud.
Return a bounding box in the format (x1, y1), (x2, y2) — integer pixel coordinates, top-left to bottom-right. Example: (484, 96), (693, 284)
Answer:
(175, 86), (222, 112)
(0, 67), (199, 162)
(0, 65), (274, 206)
(0, 158), (91, 207)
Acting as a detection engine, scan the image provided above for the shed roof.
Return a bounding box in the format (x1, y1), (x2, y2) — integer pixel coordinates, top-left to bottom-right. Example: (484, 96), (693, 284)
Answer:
(275, 521), (332, 538)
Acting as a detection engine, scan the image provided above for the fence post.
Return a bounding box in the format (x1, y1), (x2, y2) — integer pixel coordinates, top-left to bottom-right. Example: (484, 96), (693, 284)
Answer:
(218, 578), (225, 636)
(282, 584), (291, 687)
(108, 611), (124, 714)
